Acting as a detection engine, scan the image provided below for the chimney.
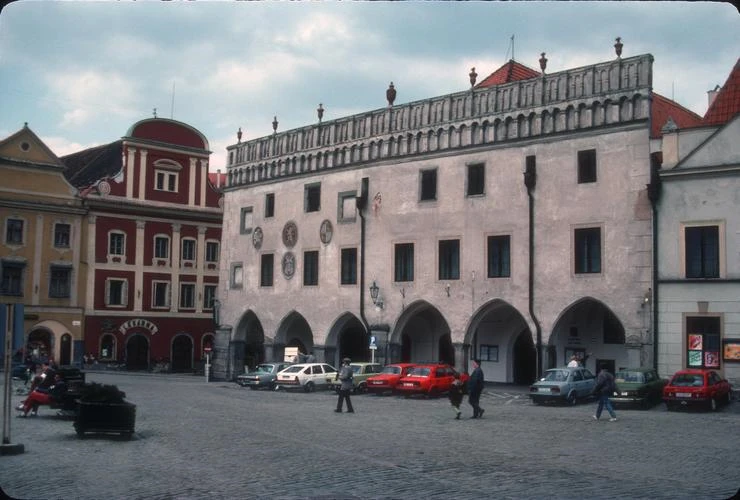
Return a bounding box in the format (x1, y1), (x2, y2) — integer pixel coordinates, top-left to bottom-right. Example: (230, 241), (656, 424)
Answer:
(707, 85), (721, 108)
(216, 169), (221, 188)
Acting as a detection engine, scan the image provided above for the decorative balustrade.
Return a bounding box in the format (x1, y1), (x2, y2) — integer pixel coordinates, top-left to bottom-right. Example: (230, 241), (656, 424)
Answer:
(226, 54), (653, 188)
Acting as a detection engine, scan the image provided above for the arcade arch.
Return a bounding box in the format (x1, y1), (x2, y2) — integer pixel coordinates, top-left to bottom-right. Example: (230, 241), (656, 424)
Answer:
(325, 313), (368, 367)
(392, 300), (454, 366)
(233, 310), (266, 374)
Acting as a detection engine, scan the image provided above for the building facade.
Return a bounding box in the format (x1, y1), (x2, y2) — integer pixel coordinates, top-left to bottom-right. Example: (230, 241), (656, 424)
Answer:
(0, 124), (87, 365)
(62, 118), (223, 372)
(655, 59), (740, 383)
(216, 46), (672, 383)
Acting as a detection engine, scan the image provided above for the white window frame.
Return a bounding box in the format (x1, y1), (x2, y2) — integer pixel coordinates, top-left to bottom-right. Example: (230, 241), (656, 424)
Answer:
(5, 217), (26, 246)
(231, 263), (243, 289)
(203, 284), (217, 310)
(53, 222), (71, 249)
(155, 170), (178, 192)
(152, 280), (171, 309)
(108, 231), (125, 257)
(205, 240), (219, 263)
(181, 238), (196, 264)
(154, 235), (170, 261)
(105, 278), (128, 307)
(179, 282), (196, 309)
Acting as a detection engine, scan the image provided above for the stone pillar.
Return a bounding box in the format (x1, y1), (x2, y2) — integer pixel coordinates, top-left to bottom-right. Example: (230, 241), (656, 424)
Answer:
(370, 324), (390, 366)
(213, 325), (233, 381)
(263, 344), (275, 364)
(230, 339), (245, 379)
(453, 342), (466, 372)
(312, 345), (326, 363)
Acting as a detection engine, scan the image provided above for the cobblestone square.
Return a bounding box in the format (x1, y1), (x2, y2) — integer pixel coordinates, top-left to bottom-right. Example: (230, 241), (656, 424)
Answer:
(2, 372), (738, 500)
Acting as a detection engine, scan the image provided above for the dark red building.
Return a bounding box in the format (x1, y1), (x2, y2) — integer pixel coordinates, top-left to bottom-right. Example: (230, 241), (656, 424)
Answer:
(63, 118), (222, 371)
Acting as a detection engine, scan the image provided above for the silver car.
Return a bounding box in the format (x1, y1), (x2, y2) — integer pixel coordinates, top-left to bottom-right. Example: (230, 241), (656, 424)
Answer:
(236, 362), (292, 390)
(529, 367), (596, 405)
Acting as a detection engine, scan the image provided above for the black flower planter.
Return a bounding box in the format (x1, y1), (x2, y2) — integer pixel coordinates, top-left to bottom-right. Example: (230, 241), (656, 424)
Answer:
(74, 401), (136, 439)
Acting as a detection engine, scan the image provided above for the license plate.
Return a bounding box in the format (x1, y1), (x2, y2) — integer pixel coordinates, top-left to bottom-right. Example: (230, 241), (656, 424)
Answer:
(676, 392), (691, 398)
(372, 381), (383, 385)
(620, 392), (628, 396)
(404, 383), (413, 387)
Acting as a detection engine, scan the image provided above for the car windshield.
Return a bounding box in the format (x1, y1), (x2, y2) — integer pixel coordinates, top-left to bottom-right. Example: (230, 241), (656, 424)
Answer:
(351, 365), (362, 374)
(542, 370), (569, 382)
(615, 371), (645, 383)
(381, 366), (402, 375)
(671, 374), (704, 387)
(407, 367), (430, 377)
(282, 365), (304, 374)
(254, 365), (273, 373)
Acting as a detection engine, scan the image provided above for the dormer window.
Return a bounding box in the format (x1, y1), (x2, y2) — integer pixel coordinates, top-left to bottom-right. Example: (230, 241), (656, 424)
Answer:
(153, 159), (182, 193)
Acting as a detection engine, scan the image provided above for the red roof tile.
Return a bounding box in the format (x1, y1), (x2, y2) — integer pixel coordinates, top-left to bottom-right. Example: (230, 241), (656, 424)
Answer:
(650, 93), (703, 138)
(703, 58), (740, 126)
(208, 172), (227, 188)
(475, 60), (541, 88)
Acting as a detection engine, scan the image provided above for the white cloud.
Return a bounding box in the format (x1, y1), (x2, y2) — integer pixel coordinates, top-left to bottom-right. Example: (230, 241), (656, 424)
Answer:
(44, 136), (100, 158)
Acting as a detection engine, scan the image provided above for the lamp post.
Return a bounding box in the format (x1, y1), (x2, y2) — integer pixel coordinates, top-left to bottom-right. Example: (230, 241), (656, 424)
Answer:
(369, 280), (383, 309)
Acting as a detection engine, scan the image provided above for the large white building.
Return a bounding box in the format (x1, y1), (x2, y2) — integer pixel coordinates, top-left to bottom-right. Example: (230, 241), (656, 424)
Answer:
(215, 44), (697, 383)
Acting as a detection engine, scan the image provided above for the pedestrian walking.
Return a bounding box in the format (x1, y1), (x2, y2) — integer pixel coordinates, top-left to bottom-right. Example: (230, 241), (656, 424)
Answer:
(567, 355), (580, 368)
(335, 357), (354, 413)
(592, 364), (618, 422)
(448, 377), (464, 419)
(468, 359), (485, 419)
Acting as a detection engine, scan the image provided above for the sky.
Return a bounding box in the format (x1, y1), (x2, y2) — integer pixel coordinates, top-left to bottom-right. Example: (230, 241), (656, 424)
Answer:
(0, 1), (738, 172)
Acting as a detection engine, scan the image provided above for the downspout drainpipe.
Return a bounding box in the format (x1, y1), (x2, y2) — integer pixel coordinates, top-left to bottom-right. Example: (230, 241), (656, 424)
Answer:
(647, 156), (662, 371)
(357, 178), (370, 336)
(524, 157), (543, 378)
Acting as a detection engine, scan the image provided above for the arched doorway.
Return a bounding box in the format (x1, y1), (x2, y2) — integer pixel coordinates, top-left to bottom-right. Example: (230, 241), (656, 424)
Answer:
(60, 334), (72, 365)
(171, 335), (193, 372)
(27, 329), (52, 362)
(234, 311), (265, 373)
(438, 334), (455, 366)
(274, 311), (314, 364)
(393, 301), (452, 365)
(326, 313), (368, 366)
(512, 330), (536, 384)
(126, 335), (149, 370)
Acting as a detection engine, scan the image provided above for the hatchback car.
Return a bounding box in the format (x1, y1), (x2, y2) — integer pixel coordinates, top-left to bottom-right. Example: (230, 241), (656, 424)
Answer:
(395, 363), (469, 398)
(236, 362), (292, 390)
(274, 363), (338, 392)
(662, 369), (732, 411)
(366, 363), (418, 395)
(529, 367), (596, 405)
(327, 362), (382, 393)
(611, 367), (667, 409)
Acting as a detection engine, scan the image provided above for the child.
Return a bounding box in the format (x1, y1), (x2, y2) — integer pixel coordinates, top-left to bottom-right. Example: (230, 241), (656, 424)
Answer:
(448, 377), (464, 420)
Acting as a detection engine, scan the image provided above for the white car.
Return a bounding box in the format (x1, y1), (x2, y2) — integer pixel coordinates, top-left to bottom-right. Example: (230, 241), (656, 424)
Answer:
(274, 363), (338, 392)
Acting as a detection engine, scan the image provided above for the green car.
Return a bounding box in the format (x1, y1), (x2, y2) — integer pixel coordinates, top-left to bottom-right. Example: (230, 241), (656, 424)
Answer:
(328, 362), (382, 393)
(612, 367), (667, 409)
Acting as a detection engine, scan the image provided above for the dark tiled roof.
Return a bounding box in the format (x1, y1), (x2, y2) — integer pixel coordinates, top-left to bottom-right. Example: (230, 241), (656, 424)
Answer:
(703, 58), (740, 126)
(651, 93), (703, 138)
(475, 60), (541, 88)
(62, 141), (123, 189)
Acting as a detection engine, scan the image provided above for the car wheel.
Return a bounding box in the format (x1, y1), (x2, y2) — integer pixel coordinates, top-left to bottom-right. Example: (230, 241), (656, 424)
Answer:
(723, 392), (732, 405)
(566, 391), (577, 406)
(249, 386), (258, 391)
(357, 382), (367, 394)
(665, 402), (673, 411)
(304, 381), (315, 393)
(531, 398), (542, 406)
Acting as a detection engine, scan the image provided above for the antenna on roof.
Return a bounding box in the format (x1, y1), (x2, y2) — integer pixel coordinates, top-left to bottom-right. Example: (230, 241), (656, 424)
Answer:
(170, 82), (175, 119)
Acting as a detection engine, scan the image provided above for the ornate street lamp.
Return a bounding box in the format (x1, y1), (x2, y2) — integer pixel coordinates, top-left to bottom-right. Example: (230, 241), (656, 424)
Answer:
(369, 280), (383, 309)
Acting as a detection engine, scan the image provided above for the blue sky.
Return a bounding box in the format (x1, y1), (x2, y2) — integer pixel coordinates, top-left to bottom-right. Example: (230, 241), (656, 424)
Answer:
(1, 1), (737, 171)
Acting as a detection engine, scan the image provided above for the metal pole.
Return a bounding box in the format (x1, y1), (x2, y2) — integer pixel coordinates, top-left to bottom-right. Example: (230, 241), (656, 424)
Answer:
(1, 304), (24, 455)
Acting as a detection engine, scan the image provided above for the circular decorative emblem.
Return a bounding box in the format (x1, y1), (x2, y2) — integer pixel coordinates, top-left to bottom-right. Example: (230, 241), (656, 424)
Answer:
(97, 181), (111, 196)
(282, 251), (296, 279)
(320, 219), (333, 245)
(252, 226), (263, 249)
(282, 221), (298, 248)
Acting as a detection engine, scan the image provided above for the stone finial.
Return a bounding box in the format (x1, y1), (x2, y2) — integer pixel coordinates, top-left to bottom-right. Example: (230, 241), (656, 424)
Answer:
(237, 127), (242, 143)
(317, 103), (324, 123)
(272, 116), (278, 134)
(386, 82), (397, 107)
(539, 52), (547, 73)
(614, 37), (623, 58)
(469, 67), (477, 88)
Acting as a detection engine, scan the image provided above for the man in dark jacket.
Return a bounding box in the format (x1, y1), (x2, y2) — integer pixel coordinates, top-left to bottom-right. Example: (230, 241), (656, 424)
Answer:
(592, 364), (618, 421)
(335, 357), (354, 413)
(468, 359), (485, 419)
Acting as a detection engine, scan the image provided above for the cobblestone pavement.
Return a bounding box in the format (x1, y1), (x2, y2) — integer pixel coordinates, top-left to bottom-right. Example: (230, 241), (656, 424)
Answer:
(1, 372), (738, 500)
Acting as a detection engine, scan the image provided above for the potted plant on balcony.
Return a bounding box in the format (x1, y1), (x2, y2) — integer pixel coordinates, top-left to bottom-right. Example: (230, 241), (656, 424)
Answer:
(73, 383), (136, 439)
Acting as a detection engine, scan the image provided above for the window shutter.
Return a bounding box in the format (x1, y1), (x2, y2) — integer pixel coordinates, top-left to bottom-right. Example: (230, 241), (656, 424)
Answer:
(104, 279), (111, 306)
(122, 280), (128, 307)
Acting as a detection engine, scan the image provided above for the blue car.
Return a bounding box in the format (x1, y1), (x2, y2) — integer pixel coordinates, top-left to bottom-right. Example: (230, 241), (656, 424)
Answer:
(529, 367), (597, 405)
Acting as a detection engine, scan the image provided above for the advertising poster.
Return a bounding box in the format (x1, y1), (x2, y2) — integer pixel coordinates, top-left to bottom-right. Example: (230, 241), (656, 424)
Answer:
(688, 350), (703, 367)
(704, 351), (720, 368)
(724, 341), (740, 362)
(688, 334), (703, 350)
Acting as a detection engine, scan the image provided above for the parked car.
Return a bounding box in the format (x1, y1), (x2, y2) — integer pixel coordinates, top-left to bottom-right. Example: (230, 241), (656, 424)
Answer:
(611, 367), (667, 409)
(395, 363), (469, 398)
(366, 363), (418, 395)
(662, 369), (732, 411)
(236, 362), (292, 390)
(274, 363), (337, 392)
(529, 367), (596, 405)
(327, 362), (382, 393)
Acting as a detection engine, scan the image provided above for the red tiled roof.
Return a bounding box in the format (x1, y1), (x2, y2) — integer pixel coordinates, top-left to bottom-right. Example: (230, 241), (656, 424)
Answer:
(650, 93), (703, 138)
(208, 172), (227, 188)
(703, 58), (740, 126)
(475, 60), (541, 88)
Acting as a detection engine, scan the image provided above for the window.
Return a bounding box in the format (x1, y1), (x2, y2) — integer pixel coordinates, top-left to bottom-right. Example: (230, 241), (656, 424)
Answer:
(154, 236), (170, 260)
(574, 227), (601, 274)
(686, 316), (721, 369)
(49, 266), (71, 298)
(261, 254), (274, 287)
(240, 207), (253, 234)
(155, 170), (178, 192)
(6, 218), (23, 245)
(487, 235), (510, 278)
(685, 225), (719, 278)
(265, 193), (275, 218)
(54, 223), (71, 248)
(105, 278), (128, 307)
(203, 284), (217, 309)
(305, 183), (321, 212)
(1, 261), (24, 295)
(420, 169), (437, 201)
(109, 232), (125, 256)
(100, 334), (115, 360)
(181, 239), (196, 262)
(303, 250), (319, 286)
(394, 243), (414, 282)
(231, 263), (243, 288)
(439, 239), (460, 280)
(180, 283), (195, 309)
(578, 149), (597, 184)
(340, 248), (357, 285)
(467, 164), (485, 196)
(152, 281), (170, 308)
(205, 241), (219, 263)
(338, 191), (357, 222)
(480, 345), (499, 362)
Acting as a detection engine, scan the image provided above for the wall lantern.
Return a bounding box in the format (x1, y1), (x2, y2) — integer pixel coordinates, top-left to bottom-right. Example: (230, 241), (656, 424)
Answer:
(369, 280), (384, 309)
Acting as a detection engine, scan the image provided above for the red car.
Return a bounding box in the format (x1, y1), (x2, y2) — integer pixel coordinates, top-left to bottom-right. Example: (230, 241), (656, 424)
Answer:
(395, 363), (470, 398)
(662, 369), (733, 411)
(366, 363), (417, 395)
